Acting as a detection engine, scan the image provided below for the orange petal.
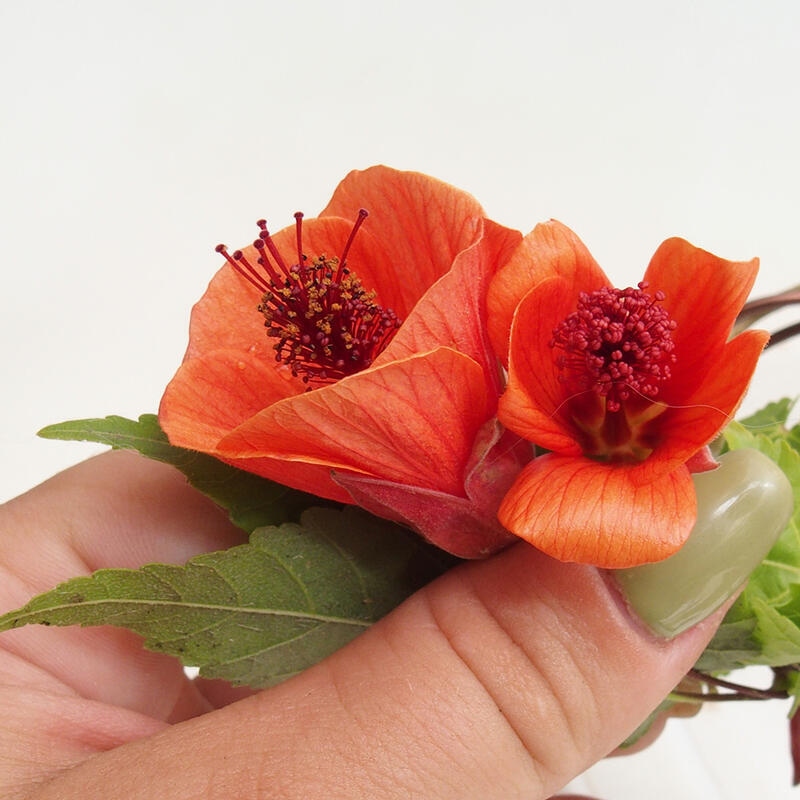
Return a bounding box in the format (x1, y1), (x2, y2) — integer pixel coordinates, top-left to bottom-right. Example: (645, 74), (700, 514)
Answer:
(377, 218), (521, 399)
(183, 257), (272, 363)
(488, 220), (607, 364)
(498, 276), (588, 455)
(321, 166), (486, 315)
(267, 216), (424, 318)
(632, 328), (769, 482)
(159, 350), (297, 450)
(644, 237), (760, 401)
(218, 348), (491, 496)
(498, 454), (696, 567)
(158, 350), (351, 499)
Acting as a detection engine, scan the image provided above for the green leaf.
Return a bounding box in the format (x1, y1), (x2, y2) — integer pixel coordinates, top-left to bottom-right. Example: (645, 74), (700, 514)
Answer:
(38, 414), (321, 532)
(618, 700), (673, 748)
(0, 507), (456, 688)
(737, 397), (796, 440)
(694, 614), (761, 672)
(788, 419), (800, 455)
(752, 596), (800, 666)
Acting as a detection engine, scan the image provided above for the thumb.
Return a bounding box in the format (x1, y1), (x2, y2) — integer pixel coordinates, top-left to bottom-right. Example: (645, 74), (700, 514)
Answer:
(41, 449), (792, 800)
(328, 447), (791, 799)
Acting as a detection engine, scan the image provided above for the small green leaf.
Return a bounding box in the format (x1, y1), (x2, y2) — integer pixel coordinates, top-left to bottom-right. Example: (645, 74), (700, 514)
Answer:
(694, 615), (761, 672)
(618, 701), (672, 748)
(788, 420), (800, 455)
(752, 596), (800, 667)
(38, 414), (320, 531)
(737, 397), (796, 440)
(0, 507), (456, 687)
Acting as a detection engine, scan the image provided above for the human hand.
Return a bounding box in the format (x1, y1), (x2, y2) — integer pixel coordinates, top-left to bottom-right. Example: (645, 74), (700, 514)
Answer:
(0, 450), (786, 799)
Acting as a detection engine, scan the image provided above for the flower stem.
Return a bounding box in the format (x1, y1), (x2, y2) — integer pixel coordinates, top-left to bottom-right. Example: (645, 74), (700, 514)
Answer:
(766, 321), (800, 349)
(669, 669), (792, 703)
(735, 286), (800, 339)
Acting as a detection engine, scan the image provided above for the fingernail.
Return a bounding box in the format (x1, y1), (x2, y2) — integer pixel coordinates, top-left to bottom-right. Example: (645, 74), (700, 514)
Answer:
(615, 448), (794, 638)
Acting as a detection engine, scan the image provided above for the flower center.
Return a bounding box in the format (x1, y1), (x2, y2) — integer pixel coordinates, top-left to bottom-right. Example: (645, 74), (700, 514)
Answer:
(551, 282), (677, 413)
(216, 210), (403, 386)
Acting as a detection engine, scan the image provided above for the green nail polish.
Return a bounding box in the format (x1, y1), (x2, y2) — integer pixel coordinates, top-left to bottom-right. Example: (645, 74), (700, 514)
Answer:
(615, 448), (794, 638)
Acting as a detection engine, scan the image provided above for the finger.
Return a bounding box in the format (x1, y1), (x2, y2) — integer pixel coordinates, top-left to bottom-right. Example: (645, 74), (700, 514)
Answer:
(1, 449), (246, 584)
(608, 697), (700, 757)
(0, 450), (246, 720)
(16, 449), (794, 799)
(35, 544), (729, 800)
(551, 796), (603, 799)
(34, 450), (793, 800)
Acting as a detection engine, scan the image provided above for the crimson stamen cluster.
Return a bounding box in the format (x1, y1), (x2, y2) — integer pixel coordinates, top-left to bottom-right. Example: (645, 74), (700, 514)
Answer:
(216, 210), (402, 386)
(550, 281), (677, 412)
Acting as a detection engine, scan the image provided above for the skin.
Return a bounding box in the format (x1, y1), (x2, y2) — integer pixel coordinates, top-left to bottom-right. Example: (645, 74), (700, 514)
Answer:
(0, 451), (723, 799)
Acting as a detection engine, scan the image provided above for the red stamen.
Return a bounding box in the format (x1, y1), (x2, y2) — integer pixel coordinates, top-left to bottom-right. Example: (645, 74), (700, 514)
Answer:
(294, 212), (304, 268)
(215, 244), (270, 293)
(337, 209), (368, 282)
(215, 208), (401, 388)
(256, 220), (291, 274)
(551, 281), (677, 413)
(251, 239), (283, 285)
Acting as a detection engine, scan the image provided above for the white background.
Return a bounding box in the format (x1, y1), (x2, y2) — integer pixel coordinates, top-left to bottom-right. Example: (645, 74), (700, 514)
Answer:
(2, 1), (800, 796)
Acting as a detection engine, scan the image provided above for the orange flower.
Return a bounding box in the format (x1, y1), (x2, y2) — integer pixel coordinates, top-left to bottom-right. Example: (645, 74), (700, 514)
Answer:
(488, 220), (768, 568)
(159, 166), (528, 557)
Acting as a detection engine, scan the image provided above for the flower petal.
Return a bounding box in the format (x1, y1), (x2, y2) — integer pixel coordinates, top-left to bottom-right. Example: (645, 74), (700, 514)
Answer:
(462, 419), (533, 516)
(498, 276), (591, 455)
(183, 258), (272, 363)
(644, 237), (760, 402)
(498, 454), (696, 567)
(321, 166), (486, 315)
(159, 350), (296, 449)
(377, 218), (522, 399)
(218, 348), (491, 496)
(187, 177), (476, 365)
(488, 220), (607, 364)
(334, 418), (528, 558)
(332, 472), (517, 559)
(158, 349), (349, 498)
(632, 328), (769, 482)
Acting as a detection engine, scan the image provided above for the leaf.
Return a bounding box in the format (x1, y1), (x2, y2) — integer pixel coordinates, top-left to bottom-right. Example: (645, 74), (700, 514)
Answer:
(0, 507), (457, 688)
(737, 397), (796, 439)
(789, 419), (800, 455)
(38, 414), (321, 532)
(752, 596), (800, 666)
(618, 700), (672, 749)
(693, 616), (761, 672)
